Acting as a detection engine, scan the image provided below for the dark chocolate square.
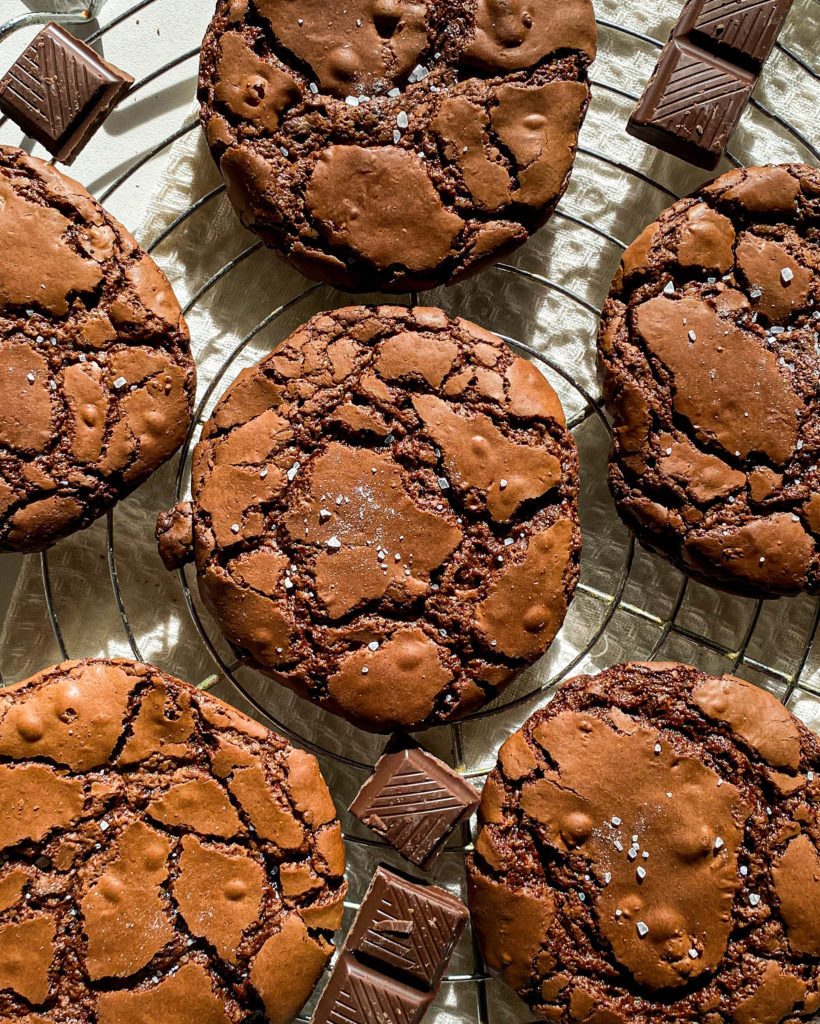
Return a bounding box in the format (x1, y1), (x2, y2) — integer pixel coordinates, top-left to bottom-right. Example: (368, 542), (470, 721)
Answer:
(349, 741), (480, 870)
(627, 39), (755, 170)
(686, 0), (795, 70)
(0, 23), (133, 164)
(312, 953), (431, 1024)
(346, 866), (469, 990)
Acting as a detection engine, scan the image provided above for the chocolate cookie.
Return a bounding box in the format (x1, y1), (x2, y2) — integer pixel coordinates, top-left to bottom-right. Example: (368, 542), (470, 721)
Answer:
(197, 0), (596, 292)
(0, 658), (346, 1024)
(157, 306), (581, 732)
(598, 164), (820, 598)
(467, 661), (820, 1024)
(0, 147), (195, 553)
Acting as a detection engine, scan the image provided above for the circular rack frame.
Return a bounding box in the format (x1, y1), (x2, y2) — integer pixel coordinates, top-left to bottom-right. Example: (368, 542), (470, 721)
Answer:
(2, 1), (820, 1021)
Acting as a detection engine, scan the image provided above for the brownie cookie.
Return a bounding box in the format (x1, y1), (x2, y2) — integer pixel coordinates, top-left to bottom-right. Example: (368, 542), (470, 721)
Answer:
(157, 306), (580, 732)
(0, 147), (195, 553)
(0, 658), (346, 1024)
(197, 0), (596, 293)
(599, 164), (820, 598)
(467, 661), (820, 1024)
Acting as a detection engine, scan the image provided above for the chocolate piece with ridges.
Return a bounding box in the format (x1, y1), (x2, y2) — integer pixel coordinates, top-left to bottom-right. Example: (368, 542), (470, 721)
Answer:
(0, 23), (133, 164)
(627, 0), (793, 168)
(312, 866), (468, 1024)
(350, 741), (480, 870)
(345, 866), (469, 989)
(627, 39), (754, 170)
(684, 0), (795, 71)
(312, 954), (431, 1024)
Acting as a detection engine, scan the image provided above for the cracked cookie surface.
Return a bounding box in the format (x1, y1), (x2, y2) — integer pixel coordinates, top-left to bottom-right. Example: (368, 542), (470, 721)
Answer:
(158, 305), (580, 732)
(467, 661), (820, 1024)
(0, 147), (195, 553)
(0, 658), (346, 1024)
(198, 0), (596, 292)
(598, 164), (820, 598)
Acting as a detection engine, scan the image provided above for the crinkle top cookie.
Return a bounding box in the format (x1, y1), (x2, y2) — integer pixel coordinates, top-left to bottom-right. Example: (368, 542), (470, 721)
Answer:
(198, 0), (596, 292)
(0, 147), (195, 553)
(467, 661), (820, 1024)
(0, 658), (346, 1024)
(158, 305), (580, 732)
(599, 164), (820, 598)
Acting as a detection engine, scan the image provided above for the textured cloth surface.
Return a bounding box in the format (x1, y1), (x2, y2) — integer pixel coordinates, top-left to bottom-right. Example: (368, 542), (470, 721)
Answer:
(0, 0), (819, 1020)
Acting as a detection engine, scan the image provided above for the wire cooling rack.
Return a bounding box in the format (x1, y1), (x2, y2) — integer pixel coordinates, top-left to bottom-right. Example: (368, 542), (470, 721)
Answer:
(1, 0), (819, 1020)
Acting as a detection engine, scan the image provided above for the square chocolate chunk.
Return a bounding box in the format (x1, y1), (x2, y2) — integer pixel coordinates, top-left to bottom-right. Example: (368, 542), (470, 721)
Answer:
(684, 0), (795, 70)
(627, 38), (755, 170)
(311, 954), (431, 1024)
(346, 866), (469, 990)
(349, 740), (480, 870)
(0, 23), (133, 164)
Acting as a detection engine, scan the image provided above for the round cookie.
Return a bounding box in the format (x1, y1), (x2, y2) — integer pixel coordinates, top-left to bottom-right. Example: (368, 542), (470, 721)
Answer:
(197, 0), (596, 292)
(467, 661), (820, 1024)
(157, 305), (581, 732)
(599, 164), (820, 598)
(0, 658), (346, 1024)
(0, 147), (195, 553)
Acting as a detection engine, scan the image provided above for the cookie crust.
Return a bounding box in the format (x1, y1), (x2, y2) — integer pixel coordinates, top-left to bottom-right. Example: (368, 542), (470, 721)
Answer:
(160, 305), (581, 732)
(0, 147), (195, 553)
(0, 658), (346, 1024)
(598, 164), (820, 598)
(467, 661), (820, 1024)
(197, 0), (596, 292)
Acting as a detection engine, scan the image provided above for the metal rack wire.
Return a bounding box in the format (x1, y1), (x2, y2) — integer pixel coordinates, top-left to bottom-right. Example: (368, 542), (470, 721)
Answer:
(1, 0), (820, 1020)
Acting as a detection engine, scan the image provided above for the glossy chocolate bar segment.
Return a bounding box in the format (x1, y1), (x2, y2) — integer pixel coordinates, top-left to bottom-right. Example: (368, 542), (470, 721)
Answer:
(312, 954), (431, 1024)
(349, 741), (480, 870)
(0, 23), (133, 164)
(685, 0), (794, 70)
(345, 866), (469, 989)
(628, 0), (793, 168)
(628, 38), (755, 170)
(311, 867), (469, 1024)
